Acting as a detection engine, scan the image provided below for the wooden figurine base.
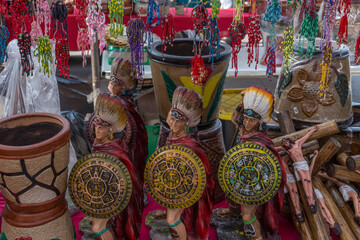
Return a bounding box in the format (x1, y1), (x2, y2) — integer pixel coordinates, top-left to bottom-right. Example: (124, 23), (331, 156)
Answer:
(211, 209), (249, 240)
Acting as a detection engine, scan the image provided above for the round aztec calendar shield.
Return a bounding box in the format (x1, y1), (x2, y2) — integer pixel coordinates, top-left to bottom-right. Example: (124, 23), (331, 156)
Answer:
(145, 145), (206, 209)
(68, 152), (132, 218)
(218, 142), (282, 206)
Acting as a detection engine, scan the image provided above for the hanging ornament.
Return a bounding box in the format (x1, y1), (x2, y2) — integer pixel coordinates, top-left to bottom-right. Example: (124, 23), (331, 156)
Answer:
(0, 25), (9, 63)
(34, 36), (53, 77)
(355, 34), (360, 65)
(55, 38), (70, 78)
(228, 22), (246, 76)
(191, 2), (209, 45)
(191, 53), (207, 85)
(126, 18), (147, 80)
(212, 0), (221, 19)
(109, 0), (124, 38)
(247, 16), (262, 69)
(86, 0), (106, 52)
(319, 0), (337, 98)
(298, 0), (318, 59)
(160, 13), (175, 56)
(0, 0), (8, 16)
(10, 0), (29, 35)
(30, 20), (43, 43)
(208, 16), (220, 70)
(337, 0), (351, 45)
(18, 32), (33, 76)
(36, 0), (51, 36)
(147, 0), (161, 48)
(281, 26), (294, 76)
(77, 28), (90, 67)
(265, 45), (276, 77)
(51, 0), (68, 39)
(27, 0), (36, 17)
(74, 0), (88, 28)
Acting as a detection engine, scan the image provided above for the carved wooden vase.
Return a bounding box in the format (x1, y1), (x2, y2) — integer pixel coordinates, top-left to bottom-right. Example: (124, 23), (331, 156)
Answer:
(274, 44), (353, 127)
(0, 113), (74, 240)
(147, 39), (232, 203)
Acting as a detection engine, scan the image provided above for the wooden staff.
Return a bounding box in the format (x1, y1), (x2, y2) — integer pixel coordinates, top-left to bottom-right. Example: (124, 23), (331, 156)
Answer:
(346, 154), (360, 171)
(277, 110), (296, 135)
(336, 153), (349, 167)
(285, 194), (314, 240)
(313, 177), (356, 240)
(325, 181), (360, 239)
(296, 181), (331, 240)
(311, 138), (341, 176)
(272, 120), (340, 147)
(327, 164), (360, 183)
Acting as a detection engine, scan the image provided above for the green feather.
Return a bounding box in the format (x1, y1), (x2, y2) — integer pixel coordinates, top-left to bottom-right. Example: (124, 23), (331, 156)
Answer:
(161, 70), (178, 103)
(207, 69), (227, 121)
(335, 73), (349, 107)
(278, 71), (293, 98)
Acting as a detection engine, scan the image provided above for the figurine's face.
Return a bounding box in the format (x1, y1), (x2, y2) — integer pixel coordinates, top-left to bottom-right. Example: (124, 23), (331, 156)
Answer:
(282, 140), (291, 148)
(108, 80), (123, 96)
(243, 115), (260, 133)
(95, 125), (111, 141)
(166, 112), (187, 138)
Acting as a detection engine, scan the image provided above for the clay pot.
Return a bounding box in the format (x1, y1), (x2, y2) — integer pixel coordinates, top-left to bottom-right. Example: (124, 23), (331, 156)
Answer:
(0, 113), (74, 239)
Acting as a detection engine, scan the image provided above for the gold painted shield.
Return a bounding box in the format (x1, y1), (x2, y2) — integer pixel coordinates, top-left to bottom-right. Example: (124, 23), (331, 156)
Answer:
(218, 142), (282, 206)
(68, 152), (132, 218)
(145, 145), (206, 209)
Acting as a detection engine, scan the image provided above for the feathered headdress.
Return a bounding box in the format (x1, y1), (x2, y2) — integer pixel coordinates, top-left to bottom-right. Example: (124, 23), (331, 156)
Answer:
(110, 57), (136, 91)
(242, 86), (274, 123)
(94, 93), (128, 132)
(171, 86), (203, 128)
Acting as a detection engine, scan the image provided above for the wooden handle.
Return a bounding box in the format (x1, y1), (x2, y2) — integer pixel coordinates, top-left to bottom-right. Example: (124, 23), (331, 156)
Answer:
(336, 153), (349, 167)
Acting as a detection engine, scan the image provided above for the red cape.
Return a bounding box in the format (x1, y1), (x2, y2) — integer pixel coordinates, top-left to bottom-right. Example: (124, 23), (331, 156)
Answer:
(92, 139), (144, 240)
(238, 131), (286, 234)
(167, 136), (215, 240)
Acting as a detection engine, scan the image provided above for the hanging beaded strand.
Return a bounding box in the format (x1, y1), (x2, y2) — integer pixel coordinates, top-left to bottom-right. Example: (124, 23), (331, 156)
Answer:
(337, 0), (350, 45)
(87, 0), (106, 53)
(160, 13), (175, 57)
(298, 0), (318, 58)
(109, 0), (124, 38)
(208, 16), (220, 70)
(34, 35), (53, 77)
(147, 0), (161, 49)
(319, 0), (337, 98)
(10, 0), (29, 35)
(36, 0), (51, 36)
(247, 0), (262, 69)
(74, 0), (89, 66)
(0, 25), (9, 63)
(126, 18), (147, 80)
(212, 0), (221, 19)
(55, 38), (70, 78)
(18, 32), (34, 76)
(281, 26), (294, 76)
(51, 0), (68, 39)
(228, 22), (246, 76)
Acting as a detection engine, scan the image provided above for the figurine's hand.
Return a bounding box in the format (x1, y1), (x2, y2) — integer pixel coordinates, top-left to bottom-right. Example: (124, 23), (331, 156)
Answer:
(314, 150), (319, 155)
(314, 125), (319, 131)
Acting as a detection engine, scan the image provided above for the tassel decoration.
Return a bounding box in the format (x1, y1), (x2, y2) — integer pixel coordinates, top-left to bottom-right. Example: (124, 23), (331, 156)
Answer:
(55, 38), (70, 78)
(0, 25), (9, 63)
(281, 26), (294, 76)
(109, 0), (124, 37)
(247, 16), (262, 69)
(191, 53), (207, 85)
(228, 22), (246, 76)
(337, 14), (348, 45)
(146, 0), (161, 49)
(160, 13), (175, 56)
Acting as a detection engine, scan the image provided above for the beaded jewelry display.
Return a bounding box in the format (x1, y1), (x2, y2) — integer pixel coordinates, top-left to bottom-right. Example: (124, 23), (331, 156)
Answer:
(109, 0), (124, 38)
(51, 0), (68, 39)
(281, 26), (294, 76)
(298, 0), (318, 58)
(34, 35), (53, 77)
(55, 38), (70, 78)
(36, 0), (51, 36)
(355, 34), (360, 65)
(319, 0), (337, 98)
(0, 25), (9, 63)
(18, 32), (34, 76)
(87, 0), (106, 52)
(160, 13), (175, 56)
(337, 0), (350, 45)
(77, 28), (90, 67)
(228, 22), (246, 76)
(147, 0), (161, 48)
(126, 18), (147, 80)
(10, 0), (29, 35)
(246, 15), (262, 69)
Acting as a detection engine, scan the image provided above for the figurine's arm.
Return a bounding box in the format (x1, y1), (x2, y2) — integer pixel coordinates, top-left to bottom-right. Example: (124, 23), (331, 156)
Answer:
(317, 171), (344, 186)
(275, 146), (286, 152)
(297, 125), (318, 147)
(231, 91), (246, 129)
(309, 150), (319, 175)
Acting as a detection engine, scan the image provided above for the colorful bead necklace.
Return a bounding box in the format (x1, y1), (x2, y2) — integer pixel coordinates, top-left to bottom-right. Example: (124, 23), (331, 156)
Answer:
(10, 0), (29, 35)
(160, 13), (175, 56)
(55, 38), (70, 78)
(86, 0), (106, 52)
(18, 32), (33, 76)
(77, 28), (90, 67)
(109, 0), (124, 38)
(34, 36), (53, 77)
(247, 0), (262, 69)
(281, 26), (294, 76)
(228, 22), (246, 76)
(147, 0), (161, 48)
(51, 0), (68, 39)
(337, 0), (351, 45)
(298, 0), (318, 58)
(36, 0), (51, 36)
(0, 25), (9, 63)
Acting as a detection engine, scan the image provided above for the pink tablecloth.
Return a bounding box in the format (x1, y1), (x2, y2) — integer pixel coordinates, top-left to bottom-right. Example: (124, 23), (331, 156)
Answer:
(0, 191), (339, 240)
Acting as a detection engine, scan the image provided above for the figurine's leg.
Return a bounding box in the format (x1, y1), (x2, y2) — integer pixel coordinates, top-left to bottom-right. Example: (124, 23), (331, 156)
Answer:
(288, 182), (304, 222)
(167, 208), (186, 240)
(349, 192), (360, 218)
(92, 218), (114, 240)
(297, 170), (316, 211)
(317, 197), (342, 235)
(241, 205), (263, 240)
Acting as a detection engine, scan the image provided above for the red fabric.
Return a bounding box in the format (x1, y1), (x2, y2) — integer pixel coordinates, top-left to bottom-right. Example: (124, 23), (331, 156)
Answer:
(239, 131), (286, 234)
(122, 96), (148, 185)
(92, 139), (144, 240)
(5, 9), (250, 51)
(167, 136), (215, 240)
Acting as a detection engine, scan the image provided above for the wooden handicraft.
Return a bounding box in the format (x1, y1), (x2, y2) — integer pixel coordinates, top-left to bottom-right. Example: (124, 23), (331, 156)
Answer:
(68, 152), (132, 218)
(218, 142), (282, 206)
(145, 144), (206, 209)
